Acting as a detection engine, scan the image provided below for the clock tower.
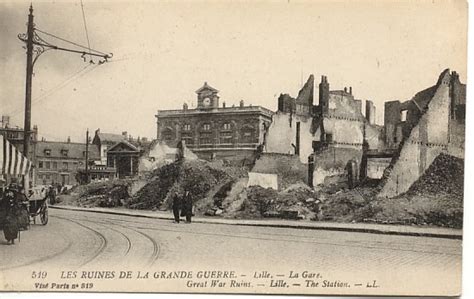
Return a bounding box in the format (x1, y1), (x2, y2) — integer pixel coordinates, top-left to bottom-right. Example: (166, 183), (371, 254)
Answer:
(196, 82), (219, 109)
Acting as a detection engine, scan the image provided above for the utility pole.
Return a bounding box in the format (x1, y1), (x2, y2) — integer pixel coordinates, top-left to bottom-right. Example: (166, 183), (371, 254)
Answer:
(18, 4), (112, 160)
(85, 129), (89, 184)
(23, 4), (34, 159)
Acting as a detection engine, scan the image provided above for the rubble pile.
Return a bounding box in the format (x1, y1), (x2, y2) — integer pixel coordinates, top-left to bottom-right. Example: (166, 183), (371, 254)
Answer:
(407, 154), (464, 200)
(232, 183), (318, 220)
(317, 186), (380, 222)
(376, 153), (465, 228)
(59, 153), (463, 228)
(127, 160), (247, 211)
(64, 180), (132, 208)
(127, 162), (183, 209)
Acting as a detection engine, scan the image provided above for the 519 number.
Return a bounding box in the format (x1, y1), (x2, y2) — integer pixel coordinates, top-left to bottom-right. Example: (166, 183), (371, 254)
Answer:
(31, 271), (48, 279)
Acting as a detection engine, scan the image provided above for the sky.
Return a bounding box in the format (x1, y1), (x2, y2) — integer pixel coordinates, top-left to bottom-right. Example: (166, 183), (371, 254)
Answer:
(0, 0), (468, 143)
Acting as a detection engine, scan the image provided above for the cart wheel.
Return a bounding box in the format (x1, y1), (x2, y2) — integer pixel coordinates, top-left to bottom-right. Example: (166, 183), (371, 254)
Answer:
(40, 208), (48, 225)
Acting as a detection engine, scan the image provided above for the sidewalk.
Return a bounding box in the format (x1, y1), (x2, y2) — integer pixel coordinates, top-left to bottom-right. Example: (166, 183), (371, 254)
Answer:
(50, 205), (462, 240)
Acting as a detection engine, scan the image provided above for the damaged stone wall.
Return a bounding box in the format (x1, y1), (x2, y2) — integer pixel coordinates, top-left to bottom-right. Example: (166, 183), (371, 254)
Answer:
(251, 153), (307, 190)
(378, 70), (461, 198)
(384, 86), (438, 150)
(310, 83), (381, 186)
(264, 111), (314, 164)
(265, 74), (384, 187)
(311, 147), (362, 187)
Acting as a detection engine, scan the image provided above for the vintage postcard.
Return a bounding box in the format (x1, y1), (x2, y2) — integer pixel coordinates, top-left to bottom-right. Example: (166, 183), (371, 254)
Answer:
(0, 0), (468, 296)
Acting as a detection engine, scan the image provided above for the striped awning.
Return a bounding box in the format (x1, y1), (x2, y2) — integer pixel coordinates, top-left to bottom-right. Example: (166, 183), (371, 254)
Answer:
(0, 134), (32, 178)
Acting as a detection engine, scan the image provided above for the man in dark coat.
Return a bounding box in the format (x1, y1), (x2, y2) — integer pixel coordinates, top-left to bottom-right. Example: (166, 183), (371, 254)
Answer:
(172, 192), (183, 223)
(47, 186), (57, 205)
(2, 185), (21, 244)
(182, 190), (193, 223)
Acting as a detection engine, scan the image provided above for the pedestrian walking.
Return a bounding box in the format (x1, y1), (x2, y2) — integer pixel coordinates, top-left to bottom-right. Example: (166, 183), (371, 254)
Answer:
(2, 184), (21, 245)
(182, 190), (193, 223)
(47, 186), (56, 205)
(172, 192), (183, 223)
(16, 187), (30, 231)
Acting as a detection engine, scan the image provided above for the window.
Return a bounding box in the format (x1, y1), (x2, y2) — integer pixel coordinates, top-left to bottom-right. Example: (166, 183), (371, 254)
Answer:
(63, 162), (68, 170)
(202, 123), (211, 131)
(45, 161), (51, 169)
(38, 161), (43, 168)
(200, 132), (212, 145)
(44, 149), (51, 156)
(222, 123), (231, 130)
(61, 149), (69, 157)
(401, 110), (407, 122)
(220, 131), (233, 144)
(53, 162), (58, 169)
(241, 127), (255, 143)
(182, 136), (194, 145)
(393, 136), (398, 143)
(163, 128), (174, 141)
(200, 137), (212, 145)
(183, 124), (191, 131)
(181, 132), (194, 145)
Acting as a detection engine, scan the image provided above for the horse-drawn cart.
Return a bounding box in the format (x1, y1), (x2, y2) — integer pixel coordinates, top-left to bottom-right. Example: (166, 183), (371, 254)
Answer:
(27, 197), (48, 225)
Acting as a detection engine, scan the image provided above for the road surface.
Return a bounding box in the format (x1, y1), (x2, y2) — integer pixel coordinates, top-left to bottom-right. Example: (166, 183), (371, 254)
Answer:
(0, 208), (462, 295)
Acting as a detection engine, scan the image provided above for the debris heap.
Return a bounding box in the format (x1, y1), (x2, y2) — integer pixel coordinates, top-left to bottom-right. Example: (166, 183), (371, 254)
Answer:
(407, 153), (464, 200)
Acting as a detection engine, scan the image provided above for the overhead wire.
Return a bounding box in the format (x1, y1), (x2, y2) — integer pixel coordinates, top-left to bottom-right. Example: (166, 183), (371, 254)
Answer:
(79, 0), (93, 61)
(34, 28), (106, 56)
(5, 64), (98, 117)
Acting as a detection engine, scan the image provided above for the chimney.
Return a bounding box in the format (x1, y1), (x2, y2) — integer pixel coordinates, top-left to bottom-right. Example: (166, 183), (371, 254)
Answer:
(222, 102), (226, 108)
(1, 115), (10, 128)
(183, 103), (188, 111)
(67, 136), (71, 143)
(239, 100), (244, 108)
(122, 131), (127, 137)
(349, 87), (352, 95)
(319, 75), (330, 115)
(344, 87), (347, 93)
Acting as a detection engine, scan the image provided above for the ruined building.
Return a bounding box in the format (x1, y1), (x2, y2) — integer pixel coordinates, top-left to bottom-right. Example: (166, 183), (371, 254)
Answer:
(378, 69), (466, 197)
(264, 74), (383, 186)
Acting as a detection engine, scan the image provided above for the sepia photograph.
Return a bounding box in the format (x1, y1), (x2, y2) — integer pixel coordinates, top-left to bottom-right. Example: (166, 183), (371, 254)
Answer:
(0, 0), (468, 297)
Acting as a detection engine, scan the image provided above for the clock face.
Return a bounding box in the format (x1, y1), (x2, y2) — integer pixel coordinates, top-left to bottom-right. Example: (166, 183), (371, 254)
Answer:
(203, 97), (211, 106)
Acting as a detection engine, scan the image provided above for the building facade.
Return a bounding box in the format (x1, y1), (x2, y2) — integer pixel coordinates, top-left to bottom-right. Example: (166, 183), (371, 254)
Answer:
(92, 130), (143, 178)
(34, 140), (100, 186)
(155, 82), (273, 163)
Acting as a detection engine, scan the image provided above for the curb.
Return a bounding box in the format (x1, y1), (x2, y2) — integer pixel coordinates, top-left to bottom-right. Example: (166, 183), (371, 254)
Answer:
(49, 205), (463, 240)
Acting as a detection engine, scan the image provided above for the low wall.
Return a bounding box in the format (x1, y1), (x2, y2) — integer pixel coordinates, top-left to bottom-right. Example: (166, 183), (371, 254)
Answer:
(252, 153), (308, 190)
(311, 146), (362, 187)
(247, 172), (278, 190)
